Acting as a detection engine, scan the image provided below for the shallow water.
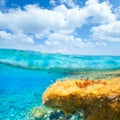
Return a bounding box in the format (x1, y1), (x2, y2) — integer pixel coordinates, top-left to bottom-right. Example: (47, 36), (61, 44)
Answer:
(0, 64), (65, 120)
(0, 49), (120, 120)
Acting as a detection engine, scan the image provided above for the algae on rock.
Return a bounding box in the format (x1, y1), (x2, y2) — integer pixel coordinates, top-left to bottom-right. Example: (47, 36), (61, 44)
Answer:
(42, 77), (120, 120)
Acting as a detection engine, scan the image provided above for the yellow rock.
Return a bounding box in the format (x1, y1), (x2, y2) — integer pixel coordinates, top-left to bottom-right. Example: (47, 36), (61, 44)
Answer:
(42, 77), (120, 120)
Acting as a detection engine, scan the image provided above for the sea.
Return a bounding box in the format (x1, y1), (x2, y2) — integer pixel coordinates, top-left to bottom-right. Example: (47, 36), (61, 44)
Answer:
(0, 49), (120, 120)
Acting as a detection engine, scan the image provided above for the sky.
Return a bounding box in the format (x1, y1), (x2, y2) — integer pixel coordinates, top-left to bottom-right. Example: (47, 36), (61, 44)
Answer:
(0, 0), (120, 55)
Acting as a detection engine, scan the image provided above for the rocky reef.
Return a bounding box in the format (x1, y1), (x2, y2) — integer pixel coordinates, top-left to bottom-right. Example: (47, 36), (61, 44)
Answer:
(42, 77), (120, 120)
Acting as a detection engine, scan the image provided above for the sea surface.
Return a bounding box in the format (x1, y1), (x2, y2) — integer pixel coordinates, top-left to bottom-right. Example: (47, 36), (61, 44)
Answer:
(0, 49), (120, 120)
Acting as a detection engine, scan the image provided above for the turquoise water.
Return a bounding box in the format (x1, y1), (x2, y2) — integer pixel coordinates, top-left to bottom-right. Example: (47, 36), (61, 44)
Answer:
(0, 49), (120, 120)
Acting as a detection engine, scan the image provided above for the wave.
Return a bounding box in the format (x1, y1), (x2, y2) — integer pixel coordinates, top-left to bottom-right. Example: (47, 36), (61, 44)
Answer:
(0, 49), (120, 72)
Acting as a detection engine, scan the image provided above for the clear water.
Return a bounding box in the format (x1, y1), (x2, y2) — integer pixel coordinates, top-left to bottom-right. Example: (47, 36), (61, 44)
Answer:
(0, 49), (120, 120)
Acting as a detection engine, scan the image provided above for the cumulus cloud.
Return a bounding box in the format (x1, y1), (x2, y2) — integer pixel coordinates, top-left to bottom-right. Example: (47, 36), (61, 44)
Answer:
(0, 0), (119, 54)
(59, 0), (76, 7)
(50, 0), (56, 6)
(91, 21), (120, 42)
(0, 31), (34, 47)
(45, 33), (83, 47)
(50, 0), (76, 7)
(0, 0), (116, 34)
(0, 5), (74, 35)
(85, 0), (116, 24)
(44, 32), (106, 55)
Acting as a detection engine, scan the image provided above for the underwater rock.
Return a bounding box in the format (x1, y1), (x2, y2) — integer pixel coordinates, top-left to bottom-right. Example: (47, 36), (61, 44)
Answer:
(28, 106), (53, 119)
(42, 77), (120, 120)
(27, 106), (83, 120)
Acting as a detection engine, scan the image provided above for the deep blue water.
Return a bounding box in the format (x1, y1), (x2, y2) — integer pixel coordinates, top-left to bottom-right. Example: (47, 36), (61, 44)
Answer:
(0, 49), (120, 120)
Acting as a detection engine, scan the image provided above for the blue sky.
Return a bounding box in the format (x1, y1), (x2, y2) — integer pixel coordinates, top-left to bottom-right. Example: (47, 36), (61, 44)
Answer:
(0, 0), (120, 55)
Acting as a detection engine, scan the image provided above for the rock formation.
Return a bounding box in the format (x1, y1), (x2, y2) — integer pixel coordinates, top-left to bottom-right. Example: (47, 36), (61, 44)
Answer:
(43, 78), (120, 120)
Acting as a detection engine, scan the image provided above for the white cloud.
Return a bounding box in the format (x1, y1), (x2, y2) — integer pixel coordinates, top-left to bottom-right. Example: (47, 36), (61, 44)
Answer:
(50, 0), (56, 6)
(44, 32), (100, 54)
(60, 0), (76, 7)
(0, 0), (116, 34)
(91, 21), (120, 42)
(50, 0), (76, 7)
(0, 5), (74, 35)
(0, 0), (119, 54)
(0, 31), (34, 46)
(45, 33), (83, 47)
(85, 0), (116, 24)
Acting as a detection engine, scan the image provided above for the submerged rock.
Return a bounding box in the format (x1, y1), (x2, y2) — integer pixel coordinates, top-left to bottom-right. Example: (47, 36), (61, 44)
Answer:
(27, 106), (53, 119)
(42, 77), (120, 120)
(27, 106), (83, 120)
